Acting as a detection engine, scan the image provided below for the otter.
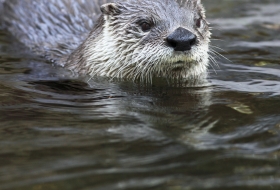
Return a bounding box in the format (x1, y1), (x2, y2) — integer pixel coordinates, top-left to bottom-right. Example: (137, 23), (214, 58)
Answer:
(0, 0), (211, 82)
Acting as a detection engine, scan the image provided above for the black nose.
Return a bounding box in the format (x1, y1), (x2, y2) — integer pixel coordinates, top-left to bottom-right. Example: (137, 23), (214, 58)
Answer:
(166, 27), (197, 51)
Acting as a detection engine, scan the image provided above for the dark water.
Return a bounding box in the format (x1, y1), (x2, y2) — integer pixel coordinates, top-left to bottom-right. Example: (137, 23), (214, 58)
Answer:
(1, 0), (280, 189)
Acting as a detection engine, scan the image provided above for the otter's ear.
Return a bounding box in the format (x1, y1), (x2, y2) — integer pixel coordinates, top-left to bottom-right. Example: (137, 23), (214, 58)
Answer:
(100, 3), (122, 16)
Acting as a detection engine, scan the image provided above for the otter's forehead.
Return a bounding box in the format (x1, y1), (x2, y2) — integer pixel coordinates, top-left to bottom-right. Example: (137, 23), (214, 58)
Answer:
(117, 0), (204, 29)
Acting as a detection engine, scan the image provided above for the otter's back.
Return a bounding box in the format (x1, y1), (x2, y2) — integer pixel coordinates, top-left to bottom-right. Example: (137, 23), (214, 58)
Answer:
(0, 0), (111, 60)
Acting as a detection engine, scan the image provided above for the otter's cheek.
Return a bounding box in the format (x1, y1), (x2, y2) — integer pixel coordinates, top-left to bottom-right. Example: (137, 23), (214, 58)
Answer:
(190, 44), (209, 62)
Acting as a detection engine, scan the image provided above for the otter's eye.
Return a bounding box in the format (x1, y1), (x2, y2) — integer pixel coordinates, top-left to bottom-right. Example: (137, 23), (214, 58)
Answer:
(196, 18), (202, 28)
(139, 22), (152, 32)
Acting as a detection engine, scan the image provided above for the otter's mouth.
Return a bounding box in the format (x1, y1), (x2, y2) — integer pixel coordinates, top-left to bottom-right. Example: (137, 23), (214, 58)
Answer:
(171, 61), (186, 71)
(171, 60), (195, 70)
(173, 59), (196, 65)
(175, 61), (185, 64)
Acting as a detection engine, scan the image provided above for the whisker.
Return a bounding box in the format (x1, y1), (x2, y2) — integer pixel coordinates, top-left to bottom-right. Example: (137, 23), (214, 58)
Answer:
(209, 62), (217, 75)
(209, 45), (227, 52)
(210, 48), (231, 62)
(210, 38), (224, 42)
(210, 38), (226, 42)
(208, 54), (220, 69)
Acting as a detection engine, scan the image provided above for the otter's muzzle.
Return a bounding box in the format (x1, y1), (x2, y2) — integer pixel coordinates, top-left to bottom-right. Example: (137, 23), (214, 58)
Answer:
(166, 27), (197, 52)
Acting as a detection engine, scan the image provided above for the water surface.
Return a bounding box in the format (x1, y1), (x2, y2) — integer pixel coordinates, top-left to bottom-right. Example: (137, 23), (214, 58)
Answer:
(0, 0), (280, 189)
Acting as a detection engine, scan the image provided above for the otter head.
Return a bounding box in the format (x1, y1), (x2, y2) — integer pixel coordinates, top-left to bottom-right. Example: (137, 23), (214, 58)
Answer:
(77, 0), (211, 82)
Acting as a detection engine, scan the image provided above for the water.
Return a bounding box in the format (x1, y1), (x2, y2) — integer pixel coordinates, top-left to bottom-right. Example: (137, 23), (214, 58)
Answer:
(0, 0), (280, 189)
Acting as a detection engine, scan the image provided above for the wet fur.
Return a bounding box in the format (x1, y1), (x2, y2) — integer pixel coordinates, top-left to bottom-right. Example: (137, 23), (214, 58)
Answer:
(0, 0), (211, 83)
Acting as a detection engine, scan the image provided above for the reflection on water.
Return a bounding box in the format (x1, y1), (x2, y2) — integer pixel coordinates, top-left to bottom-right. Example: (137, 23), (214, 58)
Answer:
(0, 0), (280, 189)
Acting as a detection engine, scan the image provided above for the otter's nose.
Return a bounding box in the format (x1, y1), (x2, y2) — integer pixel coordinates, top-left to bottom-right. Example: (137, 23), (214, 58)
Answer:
(166, 27), (197, 51)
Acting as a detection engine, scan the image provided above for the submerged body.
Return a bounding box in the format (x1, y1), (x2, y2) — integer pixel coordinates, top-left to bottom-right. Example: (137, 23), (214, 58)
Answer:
(0, 0), (211, 82)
